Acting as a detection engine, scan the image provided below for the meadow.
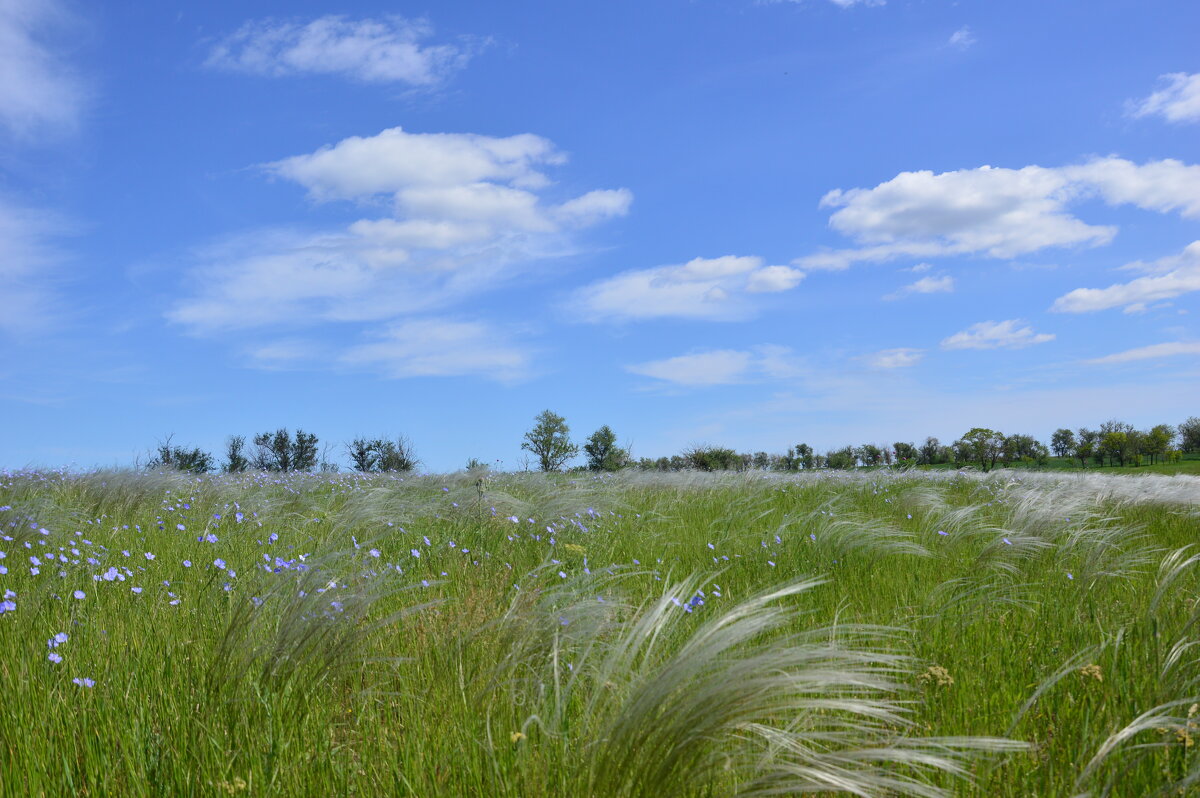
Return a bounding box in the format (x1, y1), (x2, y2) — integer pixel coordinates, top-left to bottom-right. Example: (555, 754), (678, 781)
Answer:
(2, 467), (1199, 797)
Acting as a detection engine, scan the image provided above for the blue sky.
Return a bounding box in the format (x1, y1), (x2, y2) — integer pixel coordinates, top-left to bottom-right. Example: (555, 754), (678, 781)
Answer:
(2, 0), (1199, 471)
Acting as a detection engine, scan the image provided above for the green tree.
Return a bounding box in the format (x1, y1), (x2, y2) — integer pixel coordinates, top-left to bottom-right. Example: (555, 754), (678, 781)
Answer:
(855, 444), (883, 466)
(1143, 424), (1174, 465)
(893, 442), (918, 465)
(223, 435), (249, 473)
(1100, 431), (1129, 467)
(292, 429), (319, 471)
(1050, 428), (1076, 458)
(1076, 427), (1100, 467)
(346, 438), (379, 472)
(251, 428), (319, 471)
(682, 445), (742, 471)
(825, 446), (856, 470)
(374, 437), (418, 472)
(1002, 433), (1046, 467)
(919, 437), (942, 465)
(147, 436), (213, 474)
(957, 428), (1005, 472)
(1179, 417), (1200, 453)
(583, 425), (628, 471)
(794, 443), (815, 470)
(521, 410), (579, 472)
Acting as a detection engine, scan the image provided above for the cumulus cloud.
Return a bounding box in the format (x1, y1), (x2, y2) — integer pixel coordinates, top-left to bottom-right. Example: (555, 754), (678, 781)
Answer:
(1130, 72), (1200, 124)
(205, 15), (476, 85)
(0, 0), (85, 137)
(1051, 241), (1200, 314)
(883, 274), (954, 300)
(169, 126), (631, 334)
(571, 256), (803, 322)
(1086, 341), (1200, 365)
(865, 348), (924, 369)
(940, 319), (1054, 351)
(948, 26), (976, 50)
(798, 157), (1200, 270)
(626, 345), (800, 387)
(340, 318), (532, 382)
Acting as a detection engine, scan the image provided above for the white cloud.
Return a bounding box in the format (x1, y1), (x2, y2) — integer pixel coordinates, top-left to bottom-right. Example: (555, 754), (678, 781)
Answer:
(798, 157), (1200, 270)
(169, 127), (630, 334)
(627, 349), (754, 386)
(0, 197), (68, 335)
(759, 0), (885, 7)
(948, 26), (976, 50)
(1065, 158), (1200, 218)
(205, 15), (475, 85)
(746, 264), (805, 293)
(571, 256), (803, 322)
(1051, 241), (1200, 313)
(1086, 341), (1200, 365)
(865, 348), (924, 369)
(341, 318), (531, 382)
(905, 262), (932, 273)
(0, 0), (85, 137)
(883, 274), (954, 300)
(627, 345), (803, 387)
(940, 319), (1055, 351)
(267, 126), (563, 200)
(1130, 72), (1200, 124)
(553, 189), (634, 227)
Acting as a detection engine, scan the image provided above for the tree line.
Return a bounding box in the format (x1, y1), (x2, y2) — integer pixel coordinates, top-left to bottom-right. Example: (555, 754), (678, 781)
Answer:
(143, 414), (1200, 475)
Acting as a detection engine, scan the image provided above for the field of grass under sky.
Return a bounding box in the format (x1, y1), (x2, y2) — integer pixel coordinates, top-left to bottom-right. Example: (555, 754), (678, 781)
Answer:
(3, 467), (1200, 796)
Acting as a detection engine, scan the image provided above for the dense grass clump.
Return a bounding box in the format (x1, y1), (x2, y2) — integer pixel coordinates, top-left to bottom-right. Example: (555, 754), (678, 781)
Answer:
(1, 467), (1199, 796)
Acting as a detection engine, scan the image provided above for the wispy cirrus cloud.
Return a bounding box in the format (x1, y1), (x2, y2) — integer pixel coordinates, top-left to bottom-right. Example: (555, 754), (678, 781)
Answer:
(0, 0), (86, 138)
(798, 157), (1200, 271)
(626, 345), (800, 387)
(341, 318), (533, 382)
(1129, 72), (1200, 124)
(940, 319), (1054, 351)
(865, 348), (924, 369)
(0, 196), (72, 336)
(205, 15), (480, 86)
(758, 0), (885, 8)
(883, 274), (954, 300)
(1052, 240), (1200, 314)
(1086, 341), (1200, 365)
(570, 256), (804, 323)
(947, 26), (976, 50)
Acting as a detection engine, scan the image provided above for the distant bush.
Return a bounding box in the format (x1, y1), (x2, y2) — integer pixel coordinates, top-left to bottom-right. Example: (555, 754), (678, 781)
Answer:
(146, 437), (214, 474)
(252, 428), (319, 472)
(682, 445), (742, 472)
(346, 436), (419, 473)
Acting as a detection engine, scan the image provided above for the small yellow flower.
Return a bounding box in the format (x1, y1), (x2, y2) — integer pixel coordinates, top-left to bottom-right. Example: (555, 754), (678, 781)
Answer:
(918, 665), (954, 687)
(511, 731), (526, 743)
(1079, 664), (1103, 682)
(216, 777), (247, 795)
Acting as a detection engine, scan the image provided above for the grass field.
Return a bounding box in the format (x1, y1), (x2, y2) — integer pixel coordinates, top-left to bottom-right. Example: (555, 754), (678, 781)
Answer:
(3, 467), (1200, 796)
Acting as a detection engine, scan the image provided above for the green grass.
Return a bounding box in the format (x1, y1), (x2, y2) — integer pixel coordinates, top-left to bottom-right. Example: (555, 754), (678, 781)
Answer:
(2, 467), (1200, 796)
